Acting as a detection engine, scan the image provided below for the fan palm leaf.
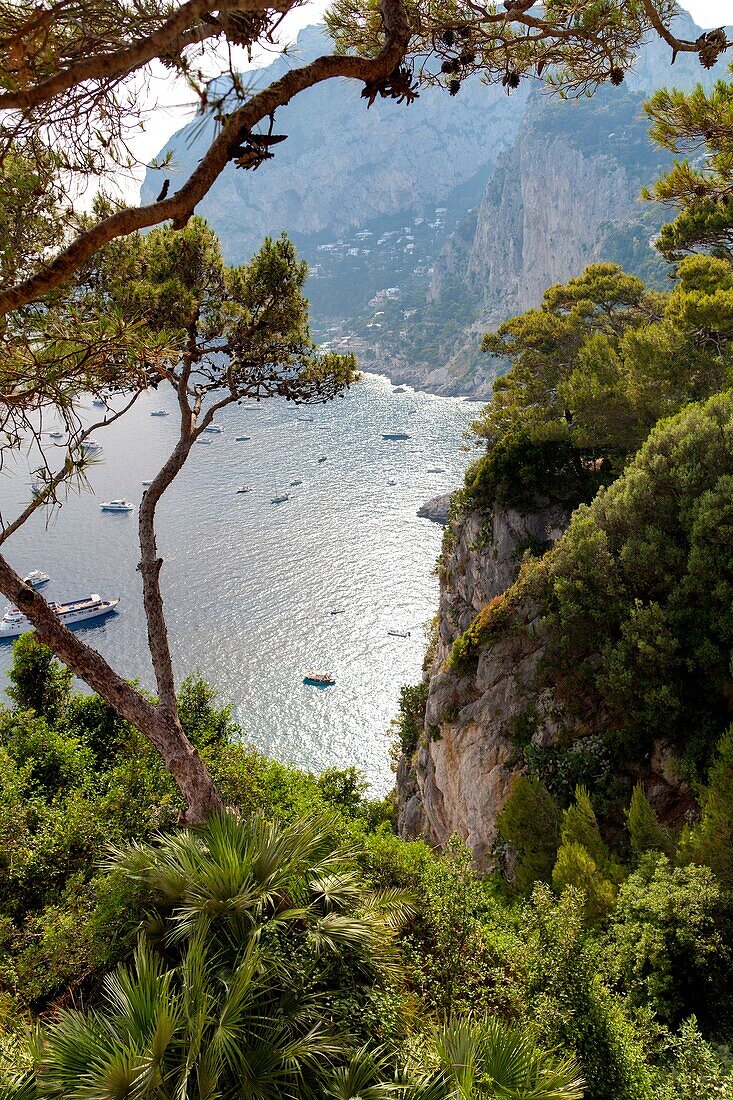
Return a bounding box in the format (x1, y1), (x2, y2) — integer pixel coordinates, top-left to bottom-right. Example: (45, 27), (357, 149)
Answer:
(416, 1018), (584, 1100)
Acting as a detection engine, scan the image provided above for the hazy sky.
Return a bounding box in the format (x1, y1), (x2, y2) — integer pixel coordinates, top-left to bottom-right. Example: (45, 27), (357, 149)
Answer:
(122, 0), (731, 200)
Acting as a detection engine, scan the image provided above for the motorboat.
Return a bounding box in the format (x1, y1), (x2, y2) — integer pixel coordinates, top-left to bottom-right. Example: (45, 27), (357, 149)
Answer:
(203, 425), (223, 434)
(387, 479), (397, 487)
(236, 436), (251, 442)
(383, 432), (410, 441)
(31, 481), (44, 496)
(142, 480), (152, 487)
(303, 670), (336, 687)
(101, 499), (134, 512)
(151, 410), (168, 417)
(318, 456), (327, 463)
(196, 438), (211, 445)
(0, 593), (120, 639)
(81, 439), (102, 455)
(23, 570), (50, 589)
(271, 493), (289, 504)
(388, 629), (411, 638)
(297, 417), (314, 423)
(92, 398), (106, 408)
(427, 468), (446, 473)
(48, 430), (64, 440)
(329, 609), (345, 616)
(236, 485), (253, 494)
(290, 479), (303, 487)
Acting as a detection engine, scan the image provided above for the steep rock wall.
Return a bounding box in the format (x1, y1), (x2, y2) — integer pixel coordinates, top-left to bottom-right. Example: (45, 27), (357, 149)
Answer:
(398, 495), (691, 863)
(397, 498), (572, 857)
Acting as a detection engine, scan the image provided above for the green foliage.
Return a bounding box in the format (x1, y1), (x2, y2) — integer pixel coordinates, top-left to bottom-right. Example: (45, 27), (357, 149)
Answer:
(646, 80), (733, 261)
(403, 835), (516, 1023)
(467, 257), (733, 519)
(680, 726), (733, 888)
(626, 784), (674, 861)
(418, 1015), (584, 1100)
(608, 854), (733, 1030)
(13, 812), (413, 1100)
(522, 886), (654, 1100)
(393, 682), (429, 758)
(496, 776), (560, 897)
(653, 1016), (733, 1100)
(542, 390), (733, 767)
(551, 787), (625, 924)
(6, 634), (72, 720)
(463, 431), (607, 512)
(448, 594), (516, 671)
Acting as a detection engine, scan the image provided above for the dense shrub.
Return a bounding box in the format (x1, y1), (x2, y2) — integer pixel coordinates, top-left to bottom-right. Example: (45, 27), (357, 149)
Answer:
(607, 854), (733, 1031)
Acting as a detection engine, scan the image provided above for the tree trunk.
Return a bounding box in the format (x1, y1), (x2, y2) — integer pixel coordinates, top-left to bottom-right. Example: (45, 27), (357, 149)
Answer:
(0, 555), (223, 823)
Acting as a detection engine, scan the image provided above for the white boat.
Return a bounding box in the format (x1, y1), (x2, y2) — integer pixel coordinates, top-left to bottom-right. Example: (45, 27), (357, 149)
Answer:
(236, 485), (252, 494)
(81, 439), (102, 455)
(271, 493), (289, 504)
(203, 425), (223, 434)
(92, 398), (106, 408)
(101, 499), (134, 512)
(196, 438), (211, 446)
(290, 479), (303, 487)
(23, 570), (50, 589)
(0, 593), (120, 639)
(48, 430), (64, 440)
(388, 629), (411, 638)
(318, 456), (327, 463)
(303, 670), (336, 686)
(151, 410), (168, 417)
(31, 481), (44, 496)
(142, 480), (152, 487)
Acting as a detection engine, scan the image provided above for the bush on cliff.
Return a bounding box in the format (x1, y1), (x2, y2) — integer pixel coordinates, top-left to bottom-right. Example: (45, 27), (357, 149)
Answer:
(543, 390), (733, 771)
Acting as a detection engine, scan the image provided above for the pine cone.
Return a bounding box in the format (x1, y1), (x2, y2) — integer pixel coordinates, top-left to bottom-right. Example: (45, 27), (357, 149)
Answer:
(610, 66), (625, 85)
(448, 78), (461, 96)
(697, 28), (727, 69)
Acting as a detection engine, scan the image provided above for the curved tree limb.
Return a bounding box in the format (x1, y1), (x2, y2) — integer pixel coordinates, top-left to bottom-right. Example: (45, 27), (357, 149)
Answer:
(0, 553), (223, 821)
(0, 0), (411, 315)
(0, 0), (301, 114)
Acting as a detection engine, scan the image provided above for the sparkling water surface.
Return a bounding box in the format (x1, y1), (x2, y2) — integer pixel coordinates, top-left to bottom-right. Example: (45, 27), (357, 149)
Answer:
(0, 375), (478, 793)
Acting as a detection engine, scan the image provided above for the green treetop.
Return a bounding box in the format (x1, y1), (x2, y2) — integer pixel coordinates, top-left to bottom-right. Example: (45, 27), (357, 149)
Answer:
(466, 257), (733, 510)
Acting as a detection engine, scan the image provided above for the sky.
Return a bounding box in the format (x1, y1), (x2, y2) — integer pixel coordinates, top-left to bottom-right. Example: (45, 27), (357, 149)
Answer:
(122, 0), (732, 200)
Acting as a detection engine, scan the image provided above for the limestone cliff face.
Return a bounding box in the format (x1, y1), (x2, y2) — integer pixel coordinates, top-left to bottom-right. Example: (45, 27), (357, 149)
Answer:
(143, 25), (526, 264)
(398, 498), (572, 859)
(398, 492), (693, 863)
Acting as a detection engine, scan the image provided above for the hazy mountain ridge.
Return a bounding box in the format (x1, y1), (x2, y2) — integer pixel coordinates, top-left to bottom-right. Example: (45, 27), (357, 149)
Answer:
(146, 16), (728, 395)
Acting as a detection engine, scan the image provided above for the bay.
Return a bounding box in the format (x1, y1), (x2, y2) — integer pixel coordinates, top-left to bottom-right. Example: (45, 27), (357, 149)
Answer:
(0, 374), (478, 793)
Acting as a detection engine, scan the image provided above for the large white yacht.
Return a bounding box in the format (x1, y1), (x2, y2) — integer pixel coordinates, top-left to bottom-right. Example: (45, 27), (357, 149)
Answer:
(203, 425), (223, 434)
(100, 499), (134, 512)
(23, 570), (50, 589)
(151, 410), (168, 417)
(81, 439), (102, 455)
(0, 594), (120, 639)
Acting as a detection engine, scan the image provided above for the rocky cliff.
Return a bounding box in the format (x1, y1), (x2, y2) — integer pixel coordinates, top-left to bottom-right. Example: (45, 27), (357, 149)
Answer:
(397, 496), (571, 859)
(143, 25), (527, 283)
(369, 16), (730, 395)
(398, 491), (691, 864)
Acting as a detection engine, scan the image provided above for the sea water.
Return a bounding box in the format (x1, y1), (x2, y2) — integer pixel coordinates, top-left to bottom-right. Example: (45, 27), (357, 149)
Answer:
(0, 374), (479, 792)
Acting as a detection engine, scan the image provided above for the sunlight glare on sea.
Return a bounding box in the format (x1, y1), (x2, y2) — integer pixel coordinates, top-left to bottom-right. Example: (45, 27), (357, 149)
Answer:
(0, 374), (479, 793)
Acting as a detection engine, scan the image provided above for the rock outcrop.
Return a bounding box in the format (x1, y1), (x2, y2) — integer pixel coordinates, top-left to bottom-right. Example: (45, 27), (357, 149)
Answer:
(397, 497), (573, 857)
(399, 479), (695, 861)
(417, 493), (452, 526)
